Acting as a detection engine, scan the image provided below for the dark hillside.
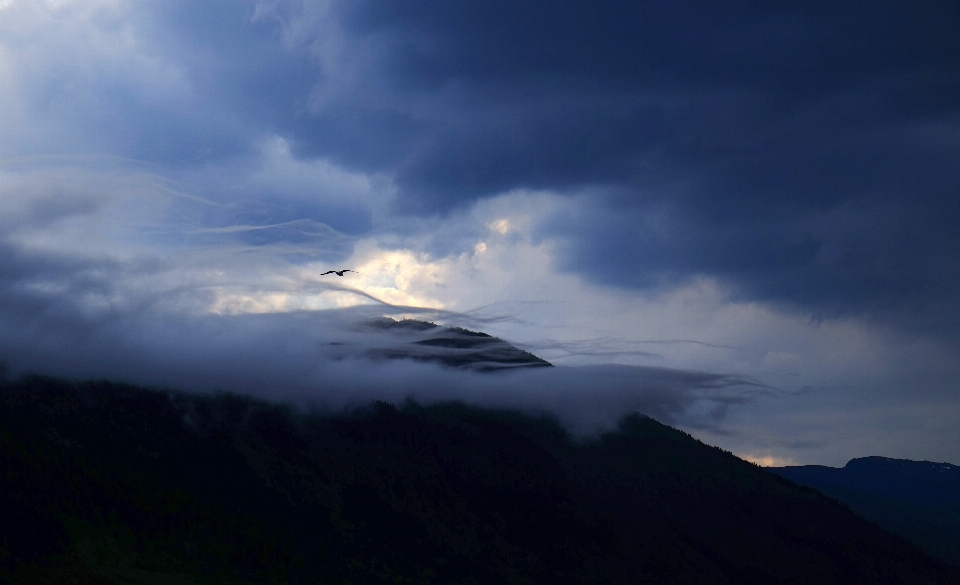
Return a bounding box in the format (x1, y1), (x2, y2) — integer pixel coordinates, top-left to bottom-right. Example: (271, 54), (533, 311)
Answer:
(1, 377), (957, 584)
(771, 458), (960, 567)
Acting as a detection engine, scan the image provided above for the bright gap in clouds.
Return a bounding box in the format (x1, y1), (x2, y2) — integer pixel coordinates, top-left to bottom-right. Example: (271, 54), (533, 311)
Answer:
(1, 151), (959, 467)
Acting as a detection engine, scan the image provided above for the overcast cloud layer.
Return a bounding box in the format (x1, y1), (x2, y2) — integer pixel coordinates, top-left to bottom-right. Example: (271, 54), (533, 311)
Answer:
(1, 0), (959, 466)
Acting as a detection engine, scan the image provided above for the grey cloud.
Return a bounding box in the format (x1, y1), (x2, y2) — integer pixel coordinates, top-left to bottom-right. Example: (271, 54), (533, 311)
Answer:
(4, 0), (310, 164)
(0, 242), (758, 433)
(280, 0), (960, 335)
(522, 336), (759, 366)
(541, 188), (960, 336)
(9, 0), (959, 334)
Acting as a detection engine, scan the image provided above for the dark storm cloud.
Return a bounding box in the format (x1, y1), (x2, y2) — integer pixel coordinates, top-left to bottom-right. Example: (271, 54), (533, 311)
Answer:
(309, 0), (960, 199)
(261, 0), (960, 333)
(10, 0), (960, 331)
(5, 0), (960, 467)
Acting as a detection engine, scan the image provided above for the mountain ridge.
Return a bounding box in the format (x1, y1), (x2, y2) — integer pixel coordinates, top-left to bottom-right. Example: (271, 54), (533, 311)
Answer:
(771, 457), (960, 567)
(2, 375), (957, 584)
(355, 317), (553, 371)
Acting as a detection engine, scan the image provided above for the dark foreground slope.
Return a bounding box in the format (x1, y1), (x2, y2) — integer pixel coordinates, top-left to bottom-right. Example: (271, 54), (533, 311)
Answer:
(2, 378), (956, 585)
(771, 458), (960, 567)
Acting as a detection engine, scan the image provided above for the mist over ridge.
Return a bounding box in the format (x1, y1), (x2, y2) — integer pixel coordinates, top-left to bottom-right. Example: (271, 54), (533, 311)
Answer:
(0, 281), (761, 437)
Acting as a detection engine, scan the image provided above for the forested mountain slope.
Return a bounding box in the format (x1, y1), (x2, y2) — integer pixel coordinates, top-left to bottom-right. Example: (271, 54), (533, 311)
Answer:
(2, 376), (957, 584)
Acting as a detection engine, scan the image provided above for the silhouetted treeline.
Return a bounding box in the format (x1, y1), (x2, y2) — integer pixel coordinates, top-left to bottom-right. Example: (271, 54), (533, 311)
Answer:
(1, 376), (957, 584)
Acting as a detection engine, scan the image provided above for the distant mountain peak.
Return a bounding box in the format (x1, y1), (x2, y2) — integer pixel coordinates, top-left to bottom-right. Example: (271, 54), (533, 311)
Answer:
(771, 456), (960, 567)
(844, 456), (960, 475)
(358, 317), (552, 371)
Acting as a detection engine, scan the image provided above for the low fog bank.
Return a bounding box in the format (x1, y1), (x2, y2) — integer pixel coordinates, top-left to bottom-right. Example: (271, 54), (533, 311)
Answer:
(0, 292), (760, 434)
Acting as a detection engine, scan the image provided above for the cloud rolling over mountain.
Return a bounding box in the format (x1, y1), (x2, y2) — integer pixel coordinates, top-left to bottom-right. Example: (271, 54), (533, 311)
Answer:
(1, 0), (959, 465)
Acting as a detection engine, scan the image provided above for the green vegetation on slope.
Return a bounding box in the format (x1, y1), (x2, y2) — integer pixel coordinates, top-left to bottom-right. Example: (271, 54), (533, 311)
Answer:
(1, 376), (957, 584)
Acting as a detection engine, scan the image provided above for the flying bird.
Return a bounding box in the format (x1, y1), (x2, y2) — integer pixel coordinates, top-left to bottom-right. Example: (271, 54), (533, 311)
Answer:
(320, 269), (356, 276)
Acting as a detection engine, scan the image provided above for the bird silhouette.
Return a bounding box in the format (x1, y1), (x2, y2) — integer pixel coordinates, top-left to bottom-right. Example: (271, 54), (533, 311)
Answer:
(320, 269), (356, 276)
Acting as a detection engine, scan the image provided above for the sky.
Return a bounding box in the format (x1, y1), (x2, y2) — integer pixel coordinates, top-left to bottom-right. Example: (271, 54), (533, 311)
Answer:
(1, 0), (959, 466)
